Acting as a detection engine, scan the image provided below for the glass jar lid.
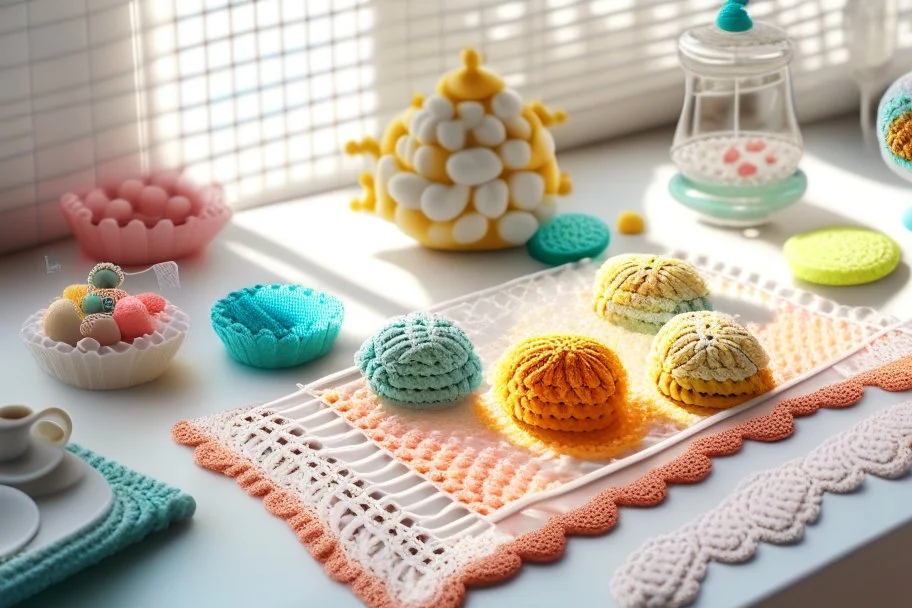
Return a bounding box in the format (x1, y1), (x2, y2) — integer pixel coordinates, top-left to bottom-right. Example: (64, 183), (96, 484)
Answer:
(679, 2), (792, 77)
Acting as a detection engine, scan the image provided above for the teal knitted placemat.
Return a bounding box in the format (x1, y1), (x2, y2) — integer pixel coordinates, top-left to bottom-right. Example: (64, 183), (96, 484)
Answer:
(0, 445), (196, 608)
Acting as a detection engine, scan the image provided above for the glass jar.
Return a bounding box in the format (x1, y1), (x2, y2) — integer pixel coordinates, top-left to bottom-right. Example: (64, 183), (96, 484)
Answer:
(669, 0), (807, 226)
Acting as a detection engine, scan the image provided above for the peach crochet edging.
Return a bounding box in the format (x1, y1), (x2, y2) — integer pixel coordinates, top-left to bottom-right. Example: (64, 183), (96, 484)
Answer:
(171, 355), (912, 608)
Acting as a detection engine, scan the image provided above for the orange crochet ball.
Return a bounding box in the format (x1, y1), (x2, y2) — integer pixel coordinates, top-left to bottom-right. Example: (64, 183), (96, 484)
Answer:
(494, 334), (628, 432)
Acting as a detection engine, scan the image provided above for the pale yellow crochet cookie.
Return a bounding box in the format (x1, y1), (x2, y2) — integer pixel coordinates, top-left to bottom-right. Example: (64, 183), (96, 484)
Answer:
(593, 254), (712, 334)
(648, 310), (773, 409)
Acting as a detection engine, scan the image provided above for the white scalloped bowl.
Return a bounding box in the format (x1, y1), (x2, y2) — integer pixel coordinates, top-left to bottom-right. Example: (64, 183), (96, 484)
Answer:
(19, 304), (190, 390)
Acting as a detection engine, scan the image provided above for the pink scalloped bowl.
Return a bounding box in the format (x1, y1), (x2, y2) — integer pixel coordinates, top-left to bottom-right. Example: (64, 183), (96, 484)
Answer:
(60, 172), (233, 265)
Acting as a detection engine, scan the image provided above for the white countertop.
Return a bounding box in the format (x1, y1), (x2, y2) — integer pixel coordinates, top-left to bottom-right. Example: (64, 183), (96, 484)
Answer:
(3, 113), (912, 608)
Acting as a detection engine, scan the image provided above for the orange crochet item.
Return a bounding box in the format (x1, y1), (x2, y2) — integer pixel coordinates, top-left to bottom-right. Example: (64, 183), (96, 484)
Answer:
(494, 335), (627, 432)
(172, 354), (912, 608)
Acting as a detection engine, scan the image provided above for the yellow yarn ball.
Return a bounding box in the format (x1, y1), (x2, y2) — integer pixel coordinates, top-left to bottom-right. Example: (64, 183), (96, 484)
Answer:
(617, 211), (645, 235)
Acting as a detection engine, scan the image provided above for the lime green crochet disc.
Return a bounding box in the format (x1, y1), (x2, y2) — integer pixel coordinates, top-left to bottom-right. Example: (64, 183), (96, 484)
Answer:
(783, 227), (901, 286)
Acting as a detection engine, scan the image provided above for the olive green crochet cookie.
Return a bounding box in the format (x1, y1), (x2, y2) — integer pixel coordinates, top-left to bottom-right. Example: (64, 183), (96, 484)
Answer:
(783, 227), (901, 286)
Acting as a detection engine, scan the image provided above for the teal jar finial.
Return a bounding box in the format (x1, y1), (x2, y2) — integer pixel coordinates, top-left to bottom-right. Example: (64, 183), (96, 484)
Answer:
(716, 0), (753, 33)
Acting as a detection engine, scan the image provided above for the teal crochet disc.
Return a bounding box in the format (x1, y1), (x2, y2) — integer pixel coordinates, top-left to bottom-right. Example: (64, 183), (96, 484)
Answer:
(527, 213), (611, 266)
(0, 445), (195, 608)
(211, 284), (345, 369)
(356, 312), (482, 408)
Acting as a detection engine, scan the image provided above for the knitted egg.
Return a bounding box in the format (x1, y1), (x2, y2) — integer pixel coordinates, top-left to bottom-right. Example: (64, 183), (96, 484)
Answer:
(648, 311), (773, 409)
(43, 299), (84, 347)
(345, 49), (572, 251)
(494, 335), (627, 432)
(593, 254), (712, 334)
(79, 313), (122, 346)
(355, 312), (483, 407)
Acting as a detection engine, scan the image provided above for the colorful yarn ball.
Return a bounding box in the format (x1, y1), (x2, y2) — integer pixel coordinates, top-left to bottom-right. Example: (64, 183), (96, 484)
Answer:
(355, 312), (482, 408)
(494, 334), (627, 432)
(79, 313), (122, 346)
(526, 213), (611, 266)
(616, 211), (645, 235)
(783, 227), (901, 286)
(716, 0), (752, 32)
(82, 294), (105, 315)
(136, 292), (168, 314)
(62, 284), (90, 316)
(88, 262), (125, 289)
(593, 254), (712, 334)
(113, 296), (156, 342)
(649, 310), (773, 409)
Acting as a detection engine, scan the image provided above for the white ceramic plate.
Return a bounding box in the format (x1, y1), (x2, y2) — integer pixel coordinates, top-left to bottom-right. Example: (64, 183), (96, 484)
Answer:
(0, 485), (40, 560)
(15, 452), (114, 556)
(0, 440), (65, 485)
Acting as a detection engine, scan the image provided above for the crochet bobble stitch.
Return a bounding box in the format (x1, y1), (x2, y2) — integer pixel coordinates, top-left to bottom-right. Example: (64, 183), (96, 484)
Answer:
(495, 335), (628, 432)
(649, 310), (774, 409)
(356, 312), (483, 406)
(888, 111), (912, 161)
(593, 254), (712, 334)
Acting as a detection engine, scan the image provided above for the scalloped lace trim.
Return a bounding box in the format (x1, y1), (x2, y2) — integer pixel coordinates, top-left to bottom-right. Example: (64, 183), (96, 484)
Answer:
(610, 398), (912, 608)
(174, 355), (912, 608)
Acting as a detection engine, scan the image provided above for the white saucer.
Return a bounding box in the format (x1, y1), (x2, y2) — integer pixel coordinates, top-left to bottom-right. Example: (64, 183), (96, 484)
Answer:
(0, 485), (40, 560)
(0, 440), (65, 485)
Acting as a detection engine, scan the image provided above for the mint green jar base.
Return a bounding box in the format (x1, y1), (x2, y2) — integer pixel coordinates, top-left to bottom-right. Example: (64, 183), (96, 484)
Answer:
(669, 170), (807, 227)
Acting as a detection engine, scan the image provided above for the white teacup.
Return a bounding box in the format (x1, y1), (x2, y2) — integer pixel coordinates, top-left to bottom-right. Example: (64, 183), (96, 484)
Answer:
(0, 405), (72, 462)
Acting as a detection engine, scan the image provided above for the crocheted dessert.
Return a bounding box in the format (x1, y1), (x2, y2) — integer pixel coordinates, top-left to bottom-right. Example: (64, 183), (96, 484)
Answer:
(878, 70), (912, 177)
(22, 262), (188, 390)
(59, 170), (232, 265)
(345, 49), (572, 250)
(593, 254), (712, 334)
(494, 335), (627, 432)
(210, 284), (345, 369)
(526, 214), (611, 266)
(783, 227), (901, 286)
(355, 312), (483, 407)
(649, 310), (774, 409)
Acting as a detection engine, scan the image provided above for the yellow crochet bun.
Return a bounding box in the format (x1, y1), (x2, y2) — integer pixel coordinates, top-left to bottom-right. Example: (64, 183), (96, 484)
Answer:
(648, 311), (773, 409)
(345, 49), (572, 251)
(593, 254), (712, 334)
(494, 335), (627, 432)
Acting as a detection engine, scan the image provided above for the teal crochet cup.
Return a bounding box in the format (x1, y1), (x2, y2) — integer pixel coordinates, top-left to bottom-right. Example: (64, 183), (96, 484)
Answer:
(210, 284), (345, 369)
(356, 312), (483, 409)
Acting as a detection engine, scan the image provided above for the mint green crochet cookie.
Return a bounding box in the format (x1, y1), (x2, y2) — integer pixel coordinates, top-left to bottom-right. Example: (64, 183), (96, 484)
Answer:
(0, 445), (195, 608)
(355, 312), (483, 408)
(527, 213), (611, 266)
(783, 227), (901, 286)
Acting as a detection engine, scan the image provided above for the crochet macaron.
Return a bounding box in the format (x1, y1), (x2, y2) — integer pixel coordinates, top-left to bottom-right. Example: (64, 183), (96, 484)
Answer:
(355, 312), (482, 408)
(593, 254), (712, 334)
(649, 310), (774, 409)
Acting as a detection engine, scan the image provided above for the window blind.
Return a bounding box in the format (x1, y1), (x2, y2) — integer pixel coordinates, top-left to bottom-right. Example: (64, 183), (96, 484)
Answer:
(2, 0), (911, 255)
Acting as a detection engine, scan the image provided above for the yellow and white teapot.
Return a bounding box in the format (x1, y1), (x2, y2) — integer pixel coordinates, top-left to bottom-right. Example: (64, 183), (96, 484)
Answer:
(346, 49), (572, 251)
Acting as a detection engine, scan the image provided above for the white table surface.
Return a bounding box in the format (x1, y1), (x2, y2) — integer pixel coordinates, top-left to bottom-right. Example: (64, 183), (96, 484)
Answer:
(3, 114), (912, 608)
